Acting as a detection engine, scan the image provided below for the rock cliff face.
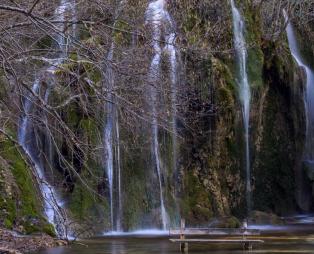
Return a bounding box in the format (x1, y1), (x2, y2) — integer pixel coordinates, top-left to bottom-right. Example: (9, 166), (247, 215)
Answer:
(0, 0), (311, 235)
(173, 0), (306, 225)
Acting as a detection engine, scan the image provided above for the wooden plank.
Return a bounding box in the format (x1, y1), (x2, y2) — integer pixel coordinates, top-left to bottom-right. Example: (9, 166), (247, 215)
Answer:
(169, 228), (260, 236)
(169, 239), (264, 243)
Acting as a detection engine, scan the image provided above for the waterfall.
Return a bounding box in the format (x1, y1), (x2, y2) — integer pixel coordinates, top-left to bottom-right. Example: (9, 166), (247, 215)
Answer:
(145, 0), (178, 230)
(18, 0), (76, 238)
(115, 114), (122, 232)
(165, 31), (180, 225)
(103, 43), (115, 231)
(284, 11), (314, 208)
(102, 1), (126, 233)
(230, 0), (252, 215)
(165, 32), (178, 176)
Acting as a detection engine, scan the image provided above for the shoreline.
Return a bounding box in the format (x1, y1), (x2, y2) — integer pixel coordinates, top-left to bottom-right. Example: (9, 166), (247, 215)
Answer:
(0, 228), (67, 253)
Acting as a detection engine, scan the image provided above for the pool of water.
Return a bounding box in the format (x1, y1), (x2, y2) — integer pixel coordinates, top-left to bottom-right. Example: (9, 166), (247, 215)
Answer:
(33, 219), (314, 254)
(32, 233), (314, 254)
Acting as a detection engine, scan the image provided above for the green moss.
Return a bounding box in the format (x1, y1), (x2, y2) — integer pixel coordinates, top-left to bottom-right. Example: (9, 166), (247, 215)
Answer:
(42, 223), (56, 236)
(184, 10), (201, 32)
(181, 8), (206, 47)
(67, 103), (81, 128)
(225, 217), (241, 228)
(4, 218), (12, 229)
(123, 175), (148, 230)
(122, 141), (150, 230)
(67, 157), (107, 225)
(113, 20), (132, 46)
(243, 3), (264, 89)
(181, 171), (213, 223)
(160, 131), (179, 226)
(217, 86), (234, 109)
(36, 35), (54, 49)
(82, 62), (102, 84)
(0, 134), (54, 235)
(212, 58), (237, 94)
(79, 118), (99, 145)
(69, 184), (96, 219)
(247, 47), (264, 89)
(252, 45), (302, 214)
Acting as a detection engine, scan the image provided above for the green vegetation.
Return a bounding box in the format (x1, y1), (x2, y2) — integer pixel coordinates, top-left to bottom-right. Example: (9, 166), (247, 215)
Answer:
(0, 133), (54, 235)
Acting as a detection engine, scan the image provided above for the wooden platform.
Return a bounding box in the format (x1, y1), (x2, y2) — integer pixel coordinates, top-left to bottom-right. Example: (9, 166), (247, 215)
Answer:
(170, 219), (264, 252)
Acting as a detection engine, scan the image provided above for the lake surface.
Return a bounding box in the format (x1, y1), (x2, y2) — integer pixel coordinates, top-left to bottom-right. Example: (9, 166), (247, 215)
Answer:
(33, 231), (314, 254)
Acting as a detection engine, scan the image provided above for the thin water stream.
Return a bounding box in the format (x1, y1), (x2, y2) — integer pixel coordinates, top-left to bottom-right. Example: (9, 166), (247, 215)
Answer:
(230, 0), (252, 215)
(103, 0), (126, 232)
(104, 43), (115, 231)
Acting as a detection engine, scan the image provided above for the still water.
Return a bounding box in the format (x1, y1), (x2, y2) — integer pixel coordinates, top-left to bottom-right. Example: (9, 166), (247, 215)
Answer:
(33, 232), (314, 254)
(33, 224), (314, 254)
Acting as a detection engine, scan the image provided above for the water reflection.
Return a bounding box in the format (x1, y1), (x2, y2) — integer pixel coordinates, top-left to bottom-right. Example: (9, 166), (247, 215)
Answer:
(32, 234), (314, 254)
(110, 240), (125, 254)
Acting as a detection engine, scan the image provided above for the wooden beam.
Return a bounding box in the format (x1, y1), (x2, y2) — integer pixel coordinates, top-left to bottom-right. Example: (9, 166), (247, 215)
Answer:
(170, 239), (264, 243)
(169, 228), (260, 236)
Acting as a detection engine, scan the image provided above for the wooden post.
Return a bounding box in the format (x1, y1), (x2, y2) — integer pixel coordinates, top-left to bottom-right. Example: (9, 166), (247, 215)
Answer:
(180, 219), (188, 253)
(243, 242), (253, 251)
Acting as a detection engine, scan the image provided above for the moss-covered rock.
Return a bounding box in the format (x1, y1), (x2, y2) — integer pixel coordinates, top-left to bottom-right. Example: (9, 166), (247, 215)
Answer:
(0, 134), (53, 235)
(251, 40), (305, 215)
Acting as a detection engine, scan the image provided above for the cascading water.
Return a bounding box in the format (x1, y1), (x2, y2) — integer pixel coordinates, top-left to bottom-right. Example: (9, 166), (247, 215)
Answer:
(18, 0), (76, 238)
(145, 0), (178, 230)
(115, 114), (122, 232)
(165, 31), (180, 225)
(230, 0), (252, 214)
(284, 11), (314, 208)
(165, 32), (178, 176)
(103, 43), (116, 231)
(102, 2), (126, 233)
(146, 0), (167, 230)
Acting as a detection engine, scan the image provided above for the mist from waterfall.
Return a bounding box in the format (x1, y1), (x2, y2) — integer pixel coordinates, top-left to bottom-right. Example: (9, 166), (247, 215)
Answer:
(230, 0), (252, 215)
(18, 0), (76, 238)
